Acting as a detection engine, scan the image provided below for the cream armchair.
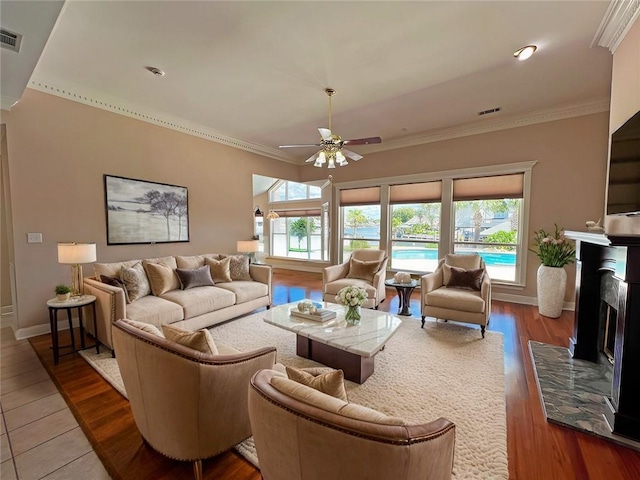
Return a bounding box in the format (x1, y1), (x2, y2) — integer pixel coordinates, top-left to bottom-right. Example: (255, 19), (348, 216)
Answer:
(248, 369), (456, 480)
(111, 319), (277, 480)
(323, 249), (388, 309)
(421, 253), (491, 337)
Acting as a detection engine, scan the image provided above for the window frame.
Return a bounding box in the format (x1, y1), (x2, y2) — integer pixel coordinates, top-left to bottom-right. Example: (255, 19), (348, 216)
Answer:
(332, 161), (535, 287)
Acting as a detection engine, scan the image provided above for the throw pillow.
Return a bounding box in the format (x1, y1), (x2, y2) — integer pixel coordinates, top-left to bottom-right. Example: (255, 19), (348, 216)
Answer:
(142, 261), (180, 296)
(99, 274), (131, 304)
(346, 257), (383, 283)
(443, 254), (482, 284)
(161, 324), (219, 355)
(120, 319), (164, 337)
(445, 265), (484, 291)
(204, 257), (232, 283)
(175, 266), (215, 290)
(285, 366), (349, 402)
(120, 263), (151, 302)
(222, 255), (252, 281)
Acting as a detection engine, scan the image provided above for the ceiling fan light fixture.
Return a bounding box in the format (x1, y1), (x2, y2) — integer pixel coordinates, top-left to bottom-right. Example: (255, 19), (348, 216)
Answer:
(513, 45), (537, 61)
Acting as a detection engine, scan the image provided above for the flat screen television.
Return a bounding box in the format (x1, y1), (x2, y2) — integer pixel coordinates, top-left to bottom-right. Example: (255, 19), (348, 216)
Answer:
(605, 110), (640, 236)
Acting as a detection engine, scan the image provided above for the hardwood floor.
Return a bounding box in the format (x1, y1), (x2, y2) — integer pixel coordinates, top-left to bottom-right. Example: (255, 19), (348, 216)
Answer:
(29, 270), (640, 479)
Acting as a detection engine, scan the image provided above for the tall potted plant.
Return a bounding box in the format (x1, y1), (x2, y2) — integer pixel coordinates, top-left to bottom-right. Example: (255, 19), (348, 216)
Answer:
(530, 225), (576, 318)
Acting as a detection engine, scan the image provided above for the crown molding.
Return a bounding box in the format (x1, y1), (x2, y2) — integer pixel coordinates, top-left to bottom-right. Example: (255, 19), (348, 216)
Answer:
(592, 0), (640, 53)
(27, 78), (296, 164)
(1, 95), (20, 111)
(27, 78), (609, 164)
(358, 97), (610, 155)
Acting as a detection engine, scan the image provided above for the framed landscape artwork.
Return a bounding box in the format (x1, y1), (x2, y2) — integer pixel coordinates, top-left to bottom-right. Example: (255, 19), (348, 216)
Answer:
(104, 175), (189, 245)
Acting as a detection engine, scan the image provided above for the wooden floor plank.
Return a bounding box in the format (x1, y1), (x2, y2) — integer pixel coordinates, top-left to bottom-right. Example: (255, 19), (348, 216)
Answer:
(28, 269), (640, 479)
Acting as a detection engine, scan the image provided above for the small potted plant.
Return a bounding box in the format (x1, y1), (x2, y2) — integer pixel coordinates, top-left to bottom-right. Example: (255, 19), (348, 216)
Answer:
(55, 284), (72, 302)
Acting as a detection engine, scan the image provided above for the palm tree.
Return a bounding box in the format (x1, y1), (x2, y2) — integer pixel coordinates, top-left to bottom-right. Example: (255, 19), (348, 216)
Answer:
(345, 209), (367, 238)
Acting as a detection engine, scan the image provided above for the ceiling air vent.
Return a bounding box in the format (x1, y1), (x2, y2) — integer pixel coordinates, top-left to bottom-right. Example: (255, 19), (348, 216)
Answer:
(1, 29), (22, 53)
(478, 107), (501, 116)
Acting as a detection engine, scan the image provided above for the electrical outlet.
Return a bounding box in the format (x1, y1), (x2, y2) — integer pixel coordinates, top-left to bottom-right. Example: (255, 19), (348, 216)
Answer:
(27, 232), (42, 243)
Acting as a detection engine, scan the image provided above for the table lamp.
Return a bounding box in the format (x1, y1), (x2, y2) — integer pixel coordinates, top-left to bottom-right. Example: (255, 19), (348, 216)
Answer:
(237, 240), (259, 263)
(57, 242), (97, 296)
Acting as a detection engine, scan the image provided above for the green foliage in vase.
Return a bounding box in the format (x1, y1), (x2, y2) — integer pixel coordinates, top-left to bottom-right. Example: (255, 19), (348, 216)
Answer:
(54, 284), (71, 295)
(530, 225), (575, 267)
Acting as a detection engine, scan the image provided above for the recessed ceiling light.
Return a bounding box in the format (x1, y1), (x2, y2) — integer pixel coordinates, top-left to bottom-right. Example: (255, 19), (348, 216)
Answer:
(145, 66), (165, 76)
(513, 45), (537, 61)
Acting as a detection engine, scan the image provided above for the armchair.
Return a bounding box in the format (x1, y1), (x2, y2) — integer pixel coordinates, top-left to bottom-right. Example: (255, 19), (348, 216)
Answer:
(111, 319), (277, 480)
(248, 368), (456, 480)
(322, 249), (388, 309)
(421, 253), (491, 337)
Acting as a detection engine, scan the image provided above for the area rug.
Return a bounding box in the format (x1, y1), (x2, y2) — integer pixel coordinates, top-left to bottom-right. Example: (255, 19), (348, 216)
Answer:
(81, 313), (507, 479)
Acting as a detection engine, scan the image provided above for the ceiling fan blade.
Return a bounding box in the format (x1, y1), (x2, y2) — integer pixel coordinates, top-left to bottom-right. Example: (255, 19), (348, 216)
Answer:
(279, 144), (322, 148)
(305, 152), (320, 163)
(342, 148), (363, 161)
(318, 128), (332, 141)
(343, 136), (382, 146)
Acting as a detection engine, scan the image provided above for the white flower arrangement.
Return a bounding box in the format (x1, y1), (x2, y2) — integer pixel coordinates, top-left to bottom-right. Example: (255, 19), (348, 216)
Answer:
(335, 285), (368, 307)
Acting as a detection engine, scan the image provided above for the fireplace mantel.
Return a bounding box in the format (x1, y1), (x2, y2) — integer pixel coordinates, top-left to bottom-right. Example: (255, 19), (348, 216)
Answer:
(566, 232), (640, 440)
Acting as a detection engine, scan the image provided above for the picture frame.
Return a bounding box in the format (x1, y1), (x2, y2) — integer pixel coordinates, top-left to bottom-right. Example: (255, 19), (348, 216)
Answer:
(104, 174), (189, 245)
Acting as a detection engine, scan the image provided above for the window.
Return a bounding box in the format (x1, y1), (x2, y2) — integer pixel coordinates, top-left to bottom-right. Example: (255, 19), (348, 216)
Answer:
(269, 181), (321, 202)
(268, 179), (326, 261)
(340, 187), (381, 257)
(389, 181), (442, 273)
(334, 164), (533, 286)
(452, 174), (523, 282)
(271, 210), (322, 260)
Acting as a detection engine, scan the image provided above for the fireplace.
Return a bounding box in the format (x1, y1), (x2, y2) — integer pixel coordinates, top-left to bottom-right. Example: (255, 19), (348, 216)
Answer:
(566, 231), (640, 441)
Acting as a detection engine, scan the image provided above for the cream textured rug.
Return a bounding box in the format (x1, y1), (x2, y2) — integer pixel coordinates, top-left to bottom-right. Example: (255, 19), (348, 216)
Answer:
(81, 313), (507, 479)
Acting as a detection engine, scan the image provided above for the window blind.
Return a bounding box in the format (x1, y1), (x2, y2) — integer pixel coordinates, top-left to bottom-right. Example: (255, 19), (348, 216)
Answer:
(453, 173), (524, 201)
(272, 208), (321, 218)
(339, 186), (381, 206)
(389, 181), (442, 204)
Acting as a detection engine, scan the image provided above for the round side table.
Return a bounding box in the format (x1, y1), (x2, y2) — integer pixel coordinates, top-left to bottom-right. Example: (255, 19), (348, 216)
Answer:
(46, 295), (99, 365)
(384, 279), (419, 316)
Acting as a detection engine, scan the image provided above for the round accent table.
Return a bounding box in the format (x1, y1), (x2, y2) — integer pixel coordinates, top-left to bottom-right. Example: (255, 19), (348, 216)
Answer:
(384, 279), (419, 316)
(46, 295), (99, 365)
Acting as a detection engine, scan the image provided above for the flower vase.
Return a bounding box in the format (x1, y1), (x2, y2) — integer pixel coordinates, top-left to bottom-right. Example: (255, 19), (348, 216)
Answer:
(345, 305), (361, 325)
(536, 265), (567, 318)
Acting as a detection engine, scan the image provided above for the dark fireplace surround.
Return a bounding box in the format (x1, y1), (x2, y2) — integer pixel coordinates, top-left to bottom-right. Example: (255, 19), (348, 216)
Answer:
(566, 232), (640, 441)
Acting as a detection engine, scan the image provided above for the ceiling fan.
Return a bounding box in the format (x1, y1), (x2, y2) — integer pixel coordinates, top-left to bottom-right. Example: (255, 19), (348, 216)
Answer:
(279, 88), (382, 168)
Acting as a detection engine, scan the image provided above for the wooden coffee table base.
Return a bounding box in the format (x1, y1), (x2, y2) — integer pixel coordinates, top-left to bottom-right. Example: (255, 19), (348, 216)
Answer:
(296, 335), (375, 384)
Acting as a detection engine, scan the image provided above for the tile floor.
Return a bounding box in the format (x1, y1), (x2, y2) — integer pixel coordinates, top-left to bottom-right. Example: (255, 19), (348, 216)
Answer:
(1, 319), (110, 479)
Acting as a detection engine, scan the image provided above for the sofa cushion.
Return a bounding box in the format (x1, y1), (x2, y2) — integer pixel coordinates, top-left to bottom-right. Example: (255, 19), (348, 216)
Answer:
(323, 278), (377, 299)
(100, 275), (130, 304)
(144, 256), (178, 270)
(286, 366), (348, 402)
(94, 259), (139, 278)
(120, 318), (164, 337)
(161, 324), (218, 355)
(120, 262), (151, 302)
(205, 257), (232, 283)
(425, 287), (485, 313)
(222, 255), (252, 281)
(337, 403), (406, 426)
(176, 266), (215, 290)
(346, 257), (383, 283)
(443, 254), (482, 284)
(143, 261), (180, 296)
(125, 295), (184, 327)
(175, 254), (220, 269)
(160, 286), (236, 319)
(270, 376), (347, 413)
(214, 281), (268, 304)
(445, 265), (484, 291)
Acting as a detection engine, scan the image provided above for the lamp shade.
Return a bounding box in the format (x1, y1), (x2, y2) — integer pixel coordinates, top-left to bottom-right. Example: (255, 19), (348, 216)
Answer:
(57, 243), (97, 264)
(237, 240), (259, 253)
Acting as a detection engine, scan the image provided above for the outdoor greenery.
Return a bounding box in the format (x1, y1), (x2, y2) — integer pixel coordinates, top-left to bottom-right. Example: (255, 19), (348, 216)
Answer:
(484, 230), (517, 249)
(289, 218), (316, 250)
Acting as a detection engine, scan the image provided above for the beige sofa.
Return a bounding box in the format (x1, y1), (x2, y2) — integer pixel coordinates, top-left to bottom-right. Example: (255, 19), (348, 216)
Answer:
(248, 368), (456, 480)
(84, 254), (271, 350)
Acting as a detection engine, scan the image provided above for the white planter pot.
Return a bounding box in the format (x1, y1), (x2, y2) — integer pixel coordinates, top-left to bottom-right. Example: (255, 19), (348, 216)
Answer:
(536, 265), (567, 318)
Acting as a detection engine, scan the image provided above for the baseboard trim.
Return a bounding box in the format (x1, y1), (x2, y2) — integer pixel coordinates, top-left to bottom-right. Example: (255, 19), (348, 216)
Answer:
(15, 318), (80, 340)
(1, 305), (13, 316)
(271, 264), (324, 274)
(493, 292), (575, 311)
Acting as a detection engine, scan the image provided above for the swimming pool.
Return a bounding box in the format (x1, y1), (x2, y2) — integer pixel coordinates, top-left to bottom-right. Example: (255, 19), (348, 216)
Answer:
(392, 249), (516, 266)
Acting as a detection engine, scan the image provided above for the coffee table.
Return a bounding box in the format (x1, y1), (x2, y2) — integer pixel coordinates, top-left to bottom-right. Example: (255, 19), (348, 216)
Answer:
(264, 302), (402, 383)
